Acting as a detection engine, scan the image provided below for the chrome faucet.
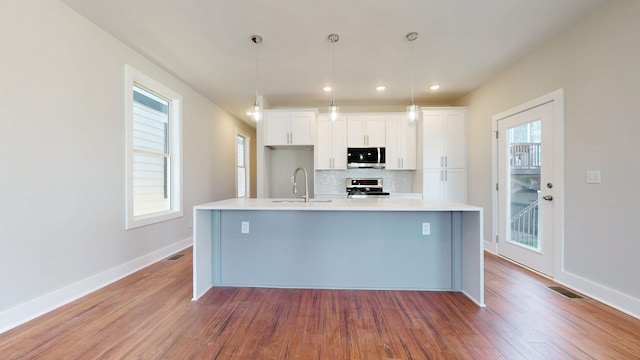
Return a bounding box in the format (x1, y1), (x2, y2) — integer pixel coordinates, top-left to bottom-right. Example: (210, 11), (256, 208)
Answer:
(293, 167), (309, 202)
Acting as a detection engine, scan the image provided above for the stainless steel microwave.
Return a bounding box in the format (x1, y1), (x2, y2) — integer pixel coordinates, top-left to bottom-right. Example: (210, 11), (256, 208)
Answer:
(347, 147), (386, 168)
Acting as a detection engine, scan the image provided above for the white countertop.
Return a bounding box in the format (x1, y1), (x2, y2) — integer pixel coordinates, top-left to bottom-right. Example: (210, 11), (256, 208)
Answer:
(194, 197), (482, 212)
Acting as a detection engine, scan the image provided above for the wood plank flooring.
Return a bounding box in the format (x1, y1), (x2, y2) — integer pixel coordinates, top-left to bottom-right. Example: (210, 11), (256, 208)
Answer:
(1, 248), (640, 359)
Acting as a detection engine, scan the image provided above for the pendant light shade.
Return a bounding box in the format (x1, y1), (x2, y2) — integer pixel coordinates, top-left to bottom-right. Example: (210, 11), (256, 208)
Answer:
(328, 34), (339, 121)
(406, 32), (418, 122)
(329, 99), (339, 121)
(251, 34), (263, 122)
(407, 100), (418, 122)
(252, 98), (262, 122)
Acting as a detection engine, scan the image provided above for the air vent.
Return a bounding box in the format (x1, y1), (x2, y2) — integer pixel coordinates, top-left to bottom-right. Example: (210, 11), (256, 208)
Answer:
(166, 254), (184, 261)
(549, 286), (583, 299)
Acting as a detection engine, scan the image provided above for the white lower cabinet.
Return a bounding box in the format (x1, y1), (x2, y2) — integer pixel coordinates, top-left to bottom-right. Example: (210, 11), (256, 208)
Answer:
(423, 168), (467, 203)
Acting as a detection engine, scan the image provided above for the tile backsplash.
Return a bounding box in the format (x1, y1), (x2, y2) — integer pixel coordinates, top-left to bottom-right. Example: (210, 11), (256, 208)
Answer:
(315, 169), (417, 194)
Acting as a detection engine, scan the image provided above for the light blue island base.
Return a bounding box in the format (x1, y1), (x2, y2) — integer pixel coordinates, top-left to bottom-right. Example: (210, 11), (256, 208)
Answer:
(193, 198), (484, 307)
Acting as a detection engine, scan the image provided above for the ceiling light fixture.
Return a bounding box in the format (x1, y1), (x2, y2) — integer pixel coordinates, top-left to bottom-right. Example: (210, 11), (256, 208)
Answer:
(430, 84), (440, 90)
(328, 33), (340, 122)
(406, 32), (419, 122)
(376, 85), (386, 91)
(323, 86), (332, 92)
(251, 34), (263, 122)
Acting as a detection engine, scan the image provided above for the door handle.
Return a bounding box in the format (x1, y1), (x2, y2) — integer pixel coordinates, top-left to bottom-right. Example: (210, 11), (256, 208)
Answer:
(542, 195), (553, 201)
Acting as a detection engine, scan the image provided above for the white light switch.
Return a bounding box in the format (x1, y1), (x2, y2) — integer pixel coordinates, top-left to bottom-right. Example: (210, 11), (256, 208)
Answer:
(422, 222), (431, 235)
(241, 221), (250, 234)
(586, 171), (601, 184)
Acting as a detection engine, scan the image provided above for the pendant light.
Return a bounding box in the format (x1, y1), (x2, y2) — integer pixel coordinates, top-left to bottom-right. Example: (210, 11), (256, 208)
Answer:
(328, 34), (340, 121)
(406, 32), (418, 122)
(251, 34), (263, 122)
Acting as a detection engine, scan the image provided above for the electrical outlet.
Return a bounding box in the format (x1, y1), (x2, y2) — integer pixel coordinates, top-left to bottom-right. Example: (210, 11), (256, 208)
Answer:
(241, 221), (250, 234)
(422, 222), (431, 235)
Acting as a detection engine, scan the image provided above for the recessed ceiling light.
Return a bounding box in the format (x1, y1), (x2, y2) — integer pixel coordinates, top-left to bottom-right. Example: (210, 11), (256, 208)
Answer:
(430, 84), (441, 90)
(246, 111), (253, 116)
(376, 85), (386, 91)
(323, 86), (332, 92)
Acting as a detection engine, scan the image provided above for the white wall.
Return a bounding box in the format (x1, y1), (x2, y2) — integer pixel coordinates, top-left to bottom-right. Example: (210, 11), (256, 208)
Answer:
(457, 0), (640, 316)
(0, 0), (255, 332)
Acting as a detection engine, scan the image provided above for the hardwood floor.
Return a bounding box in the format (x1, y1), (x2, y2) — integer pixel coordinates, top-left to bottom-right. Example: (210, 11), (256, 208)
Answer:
(2, 248), (640, 359)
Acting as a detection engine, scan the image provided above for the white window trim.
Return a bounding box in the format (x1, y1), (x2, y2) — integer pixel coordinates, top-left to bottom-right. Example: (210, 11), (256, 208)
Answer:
(236, 128), (251, 198)
(125, 65), (183, 229)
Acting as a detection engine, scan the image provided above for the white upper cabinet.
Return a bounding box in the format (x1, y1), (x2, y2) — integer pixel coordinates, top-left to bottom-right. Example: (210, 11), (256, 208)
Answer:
(346, 115), (385, 147)
(385, 115), (417, 170)
(422, 108), (467, 169)
(316, 114), (347, 170)
(264, 110), (316, 146)
(422, 107), (468, 202)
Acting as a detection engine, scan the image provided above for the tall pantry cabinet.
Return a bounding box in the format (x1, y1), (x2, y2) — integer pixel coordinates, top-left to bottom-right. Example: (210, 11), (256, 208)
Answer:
(421, 108), (467, 203)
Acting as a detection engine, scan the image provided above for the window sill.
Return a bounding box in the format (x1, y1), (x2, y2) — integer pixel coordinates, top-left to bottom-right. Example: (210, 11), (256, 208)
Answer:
(126, 210), (183, 230)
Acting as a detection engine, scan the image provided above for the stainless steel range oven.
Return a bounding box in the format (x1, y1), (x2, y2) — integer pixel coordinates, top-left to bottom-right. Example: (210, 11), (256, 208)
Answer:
(346, 178), (390, 198)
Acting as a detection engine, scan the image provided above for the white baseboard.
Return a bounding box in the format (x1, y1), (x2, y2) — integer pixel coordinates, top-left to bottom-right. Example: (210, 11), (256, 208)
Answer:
(0, 237), (192, 334)
(556, 270), (640, 320)
(486, 249), (640, 320)
(484, 240), (497, 254)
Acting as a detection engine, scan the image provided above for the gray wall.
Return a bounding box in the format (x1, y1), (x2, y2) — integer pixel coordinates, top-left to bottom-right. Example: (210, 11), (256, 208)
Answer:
(0, 0), (255, 331)
(457, 0), (640, 314)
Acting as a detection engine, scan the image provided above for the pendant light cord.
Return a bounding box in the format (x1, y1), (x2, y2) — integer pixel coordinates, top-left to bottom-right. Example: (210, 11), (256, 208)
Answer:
(255, 40), (259, 99)
(410, 39), (415, 103)
(331, 37), (336, 105)
(327, 34), (340, 105)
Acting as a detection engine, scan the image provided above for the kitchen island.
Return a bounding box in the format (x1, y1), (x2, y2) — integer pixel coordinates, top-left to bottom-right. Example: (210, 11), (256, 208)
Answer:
(193, 198), (484, 306)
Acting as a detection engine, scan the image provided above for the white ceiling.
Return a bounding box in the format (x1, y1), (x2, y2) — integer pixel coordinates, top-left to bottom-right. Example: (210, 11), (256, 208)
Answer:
(61, 0), (607, 122)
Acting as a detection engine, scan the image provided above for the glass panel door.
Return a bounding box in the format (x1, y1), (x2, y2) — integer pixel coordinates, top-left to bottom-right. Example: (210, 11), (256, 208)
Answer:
(498, 102), (554, 276)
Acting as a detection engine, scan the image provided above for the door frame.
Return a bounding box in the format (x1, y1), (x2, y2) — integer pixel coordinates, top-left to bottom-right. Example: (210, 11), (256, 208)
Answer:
(491, 89), (565, 277)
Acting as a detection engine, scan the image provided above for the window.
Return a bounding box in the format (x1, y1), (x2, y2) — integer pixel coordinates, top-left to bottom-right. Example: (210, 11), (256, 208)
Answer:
(236, 131), (250, 198)
(125, 65), (182, 229)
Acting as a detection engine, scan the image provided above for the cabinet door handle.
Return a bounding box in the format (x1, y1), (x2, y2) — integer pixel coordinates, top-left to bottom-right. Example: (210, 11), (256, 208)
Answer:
(445, 156), (448, 167)
(440, 170), (444, 181)
(440, 156), (444, 167)
(445, 169), (448, 181)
